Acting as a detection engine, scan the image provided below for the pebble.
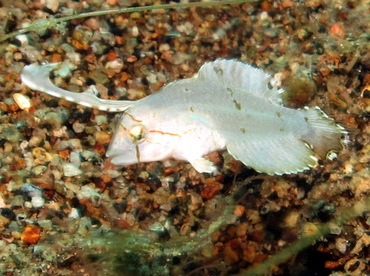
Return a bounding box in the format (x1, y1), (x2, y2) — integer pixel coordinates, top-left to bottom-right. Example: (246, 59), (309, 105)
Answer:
(32, 147), (52, 165)
(15, 34), (30, 46)
(0, 195), (6, 208)
(11, 231), (21, 240)
(72, 121), (85, 133)
(70, 151), (81, 167)
(24, 200), (32, 210)
(0, 215), (10, 230)
(85, 18), (101, 31)
(330, 23), (345, 40)
(46, 0), (60, 13)
(76, 186), (101, 201)
(57, 139), (83, 151)
(62, 163), (82, 177)
(13, 93), (31, 110)
(19, 45), (43, 62)
(94, 131), (111, 145)
(21, 224), (41, 244)
(200, 178), (222, 199)
(159, 43), (170, 52)
(126, 55), (138, 63)
(105, 59), (124, 73)
(31, 196), (45, 208)
(131, 26), (139, 37)
(54, 61), (76, 78)
(234, 205), (246, 217)
(223, 246), (239, 264)
(43, 111), (68, 129)
(95, 115), (107, 126)
(68, 208), (80, 219)
(0, 125), (22, 143)
(189, 192), (203, 211)
(176, 22), (194, 36)
(10, 195), (24, 208)
(64, 182), (80, 194)
(81, 150), (99, 161)
(31, 165), (48, 175)
(335, 237), (348, 254)
(21, 183), (43, 197)
(85, 126), (98, 135)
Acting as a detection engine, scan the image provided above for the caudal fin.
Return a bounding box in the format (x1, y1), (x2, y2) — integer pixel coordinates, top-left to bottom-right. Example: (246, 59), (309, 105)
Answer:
(302, 107), (346, 159)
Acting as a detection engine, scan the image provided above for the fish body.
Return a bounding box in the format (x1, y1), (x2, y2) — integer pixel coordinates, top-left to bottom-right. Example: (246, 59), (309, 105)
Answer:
(21, 60), (345, 175)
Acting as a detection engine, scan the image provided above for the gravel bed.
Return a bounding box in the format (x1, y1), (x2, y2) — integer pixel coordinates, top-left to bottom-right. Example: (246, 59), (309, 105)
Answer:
(0, 0), (369, 275)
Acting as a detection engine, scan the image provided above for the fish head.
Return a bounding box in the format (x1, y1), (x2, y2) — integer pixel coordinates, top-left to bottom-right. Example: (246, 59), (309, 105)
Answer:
(106, 109), (177, 166)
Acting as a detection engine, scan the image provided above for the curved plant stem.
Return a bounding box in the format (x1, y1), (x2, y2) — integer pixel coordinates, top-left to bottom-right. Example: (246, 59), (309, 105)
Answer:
(0, 0), (260, 43)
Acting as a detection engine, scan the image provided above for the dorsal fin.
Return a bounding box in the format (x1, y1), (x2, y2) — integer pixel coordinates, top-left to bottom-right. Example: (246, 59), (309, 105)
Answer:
(196, 59), (284, 105)
(21, 63), (133, 112)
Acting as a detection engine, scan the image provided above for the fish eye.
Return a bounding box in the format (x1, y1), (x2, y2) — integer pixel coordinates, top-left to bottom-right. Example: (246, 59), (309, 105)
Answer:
(128, 125), (147, 143)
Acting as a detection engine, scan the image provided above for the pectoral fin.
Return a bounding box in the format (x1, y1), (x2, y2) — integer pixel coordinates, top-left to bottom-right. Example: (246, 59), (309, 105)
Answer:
(189, 157), (218, 173)
(226, 135), (318, 175)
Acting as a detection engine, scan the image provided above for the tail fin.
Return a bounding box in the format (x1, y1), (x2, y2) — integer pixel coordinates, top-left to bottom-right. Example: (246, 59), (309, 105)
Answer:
(302, 107), (346, 160)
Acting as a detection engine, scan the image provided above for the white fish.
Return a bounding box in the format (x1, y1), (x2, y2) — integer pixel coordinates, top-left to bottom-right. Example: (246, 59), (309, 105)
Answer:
(21, 60), (346, 175)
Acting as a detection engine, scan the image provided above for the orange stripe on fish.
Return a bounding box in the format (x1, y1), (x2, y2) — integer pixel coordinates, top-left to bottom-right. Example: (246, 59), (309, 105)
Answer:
(149, 130), (181, 137)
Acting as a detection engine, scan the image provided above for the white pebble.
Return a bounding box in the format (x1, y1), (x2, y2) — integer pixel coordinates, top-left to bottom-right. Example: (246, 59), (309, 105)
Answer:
(335, 238), (348, 254)
(76, 186), (101, 200)
(31, 196), (45, 208)
(68, 208), (80, 219)
(24, 201), (33, 209)
(105, 59), (123, 72)
(72, 122), (85, 133)
(15, 34), (29, 46)
(70, 151), (81, 167)
(46, 0), (59, 12)
(13, 93), (31, 110)
(63, 163), (82, 177)
(131, 26), (139, 37)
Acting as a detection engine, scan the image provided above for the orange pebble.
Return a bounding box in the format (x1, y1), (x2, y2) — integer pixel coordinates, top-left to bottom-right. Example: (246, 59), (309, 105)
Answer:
(5, 72), (18, 82)
(201, 178), (222, 199)
(163, 167), (175, 176)
(106, 0), (117, 5)
(325, 261), (341, 269)
(51, 53), (63, 63)
(21, 225), (41, 244)
(107, 50), (118, 61)
(7, 103), (19, 112)
(281, 0), (294, 8)
(330, 23), (345, 40)
(94, 131), (111, 145)
(71, 39), (89, 50)
(126, 55), (138, 63)
(120, 72), (131, 82)
(261, 1), (271, 11)
(115, 35), (124, 45)
(58, 149), (70, 160)
(117, 218), (131, 229)
(101, 174), (112, 183)
(234, 205), (245, 217)
(364, 74), (370, 85)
